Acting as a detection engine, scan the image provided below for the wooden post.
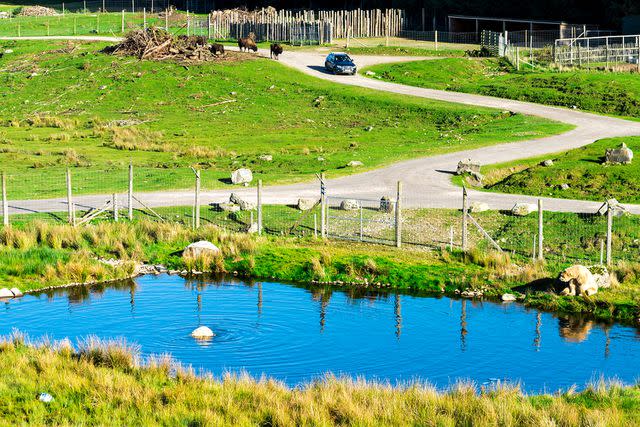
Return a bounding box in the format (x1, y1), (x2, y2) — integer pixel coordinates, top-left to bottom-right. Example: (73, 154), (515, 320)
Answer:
(320, 173), (326, 238)
(257, 179), (263, 235)
(66, 169), (75, 226)
(128, 163), (133, 221)
(637, 36), (640, 73)
(606, 202), (613, 265)
(193, 169), (201, 229)
(359, 205), (364, 241)
(537, 199), (544, 260)
(395, 181), (402, 248)
(165, 8), (168, 31)
(113, 193), (119, 222)
(435, 30), (438, 51)
(121, 10), (125, 33)
(73, 17), (76, 35)
(208, 14), (211, 39)
(143, 8), (146, 29)
(516, 46), (520, 70)
(314, 214), (318, 238)
(1, 172), (8, 226)
(461, 187), (468, 251)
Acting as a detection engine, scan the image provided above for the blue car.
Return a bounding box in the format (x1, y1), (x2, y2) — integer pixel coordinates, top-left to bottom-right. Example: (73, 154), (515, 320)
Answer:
(324, 52), (357, 75)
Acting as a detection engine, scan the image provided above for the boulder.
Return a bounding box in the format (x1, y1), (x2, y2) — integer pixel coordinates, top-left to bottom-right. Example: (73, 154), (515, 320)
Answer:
(217, 202), (240, 213)
(297, 198), (317, 211)
(379, 196), (394, 213)
(501, 293), (517, 302)
(259, 154), (273, 162)
(469, 202), (489, 213)
(456, 159), (481, 175)
(511, 203), (537, 216)
(541, 159), (554, 167)
(230, 193), (255, 211)
(588, 265), (611, 289)
(191, 326), (215, 339)
(605, 143), (633, 165)
(183, 241), (221, 258)
(231, 168), (253, 185)
(347, 160), (364, 167)
(560, 183), (570, 190)
(340, 199), (360, 211)
(0, 288), (13, 298)
(10, 288), (23, 297)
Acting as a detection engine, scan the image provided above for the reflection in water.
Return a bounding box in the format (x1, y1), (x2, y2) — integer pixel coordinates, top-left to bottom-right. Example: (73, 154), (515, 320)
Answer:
(394, 293), (402, 339)
(257, 283), (262, 316)
(460, 300), (468, 351)
(129, 282), (136, 313)
(558, 316), (594, 343)
(534, 313), (542, 351)
(311, 287), (332, 333)
(605, 328), (611, 358)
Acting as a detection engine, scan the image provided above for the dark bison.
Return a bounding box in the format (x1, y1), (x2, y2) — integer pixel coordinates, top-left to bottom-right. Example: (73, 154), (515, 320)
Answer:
(270, 43), (283, 60)
(238, 36), (258, 53)
(210, 43), (225, 55)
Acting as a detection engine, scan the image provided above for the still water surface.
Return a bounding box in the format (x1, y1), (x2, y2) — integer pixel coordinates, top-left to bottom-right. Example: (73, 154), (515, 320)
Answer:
(0, 275), (638, 391)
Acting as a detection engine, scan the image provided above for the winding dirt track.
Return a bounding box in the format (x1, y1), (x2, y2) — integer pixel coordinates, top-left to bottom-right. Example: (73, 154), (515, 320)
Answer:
(3, 36), (640, 215)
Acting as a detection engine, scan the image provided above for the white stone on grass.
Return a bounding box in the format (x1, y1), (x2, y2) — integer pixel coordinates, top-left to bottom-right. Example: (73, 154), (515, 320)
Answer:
(297, 198), (317, 211)
(230, 193), (256, 211)
(511, 203), (537, 216)
(231, 168), (253, 185)
(183, 241), (221, 258)
(0, 288), (13, 298)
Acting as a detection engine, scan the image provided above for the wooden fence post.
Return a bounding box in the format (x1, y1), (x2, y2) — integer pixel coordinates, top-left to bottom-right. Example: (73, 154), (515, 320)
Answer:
(538, 199), (544, 260)
(320, 172), (326, 238)
(461, 187), (468, 251)
(606, 202), (613, 265)
(143, 8), (146, 29)
(193, 169), (201, 229)
(66, 169), (75, 226)
(121, 10), (125, 33)
(128, 163), (133, 221)
(395, 181), (402, 248)
(257, 179), (263, 235)
(113, 193), (119, 222)
(1, 172), (8, 226)
(165, 8), (168, 31)
(435, 30), (438, 51)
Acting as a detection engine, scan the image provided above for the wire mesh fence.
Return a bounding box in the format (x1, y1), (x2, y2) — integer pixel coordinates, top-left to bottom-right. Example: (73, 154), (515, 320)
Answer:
(554, 34), (640, 69)
(1, 169), (639, 265)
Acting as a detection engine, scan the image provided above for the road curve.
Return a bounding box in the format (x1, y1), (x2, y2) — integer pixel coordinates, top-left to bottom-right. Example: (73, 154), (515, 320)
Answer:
(3, 37), (640, 214)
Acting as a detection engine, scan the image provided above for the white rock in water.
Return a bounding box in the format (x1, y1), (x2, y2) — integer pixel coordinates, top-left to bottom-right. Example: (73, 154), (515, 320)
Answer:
(191, 326), (215, 338)
(501, 293), (517, 302)
(183, 241), (221, 258)
(469, 202), (489, 213)
(511, 203), (537, 216)
(340, 199), (360, 211)
(0, 288), (13, 298)
(231, 168), (253, 185)
(605, 143), (633, 165)
(230, 192), (256, 211)
(9, 288), (22, 297)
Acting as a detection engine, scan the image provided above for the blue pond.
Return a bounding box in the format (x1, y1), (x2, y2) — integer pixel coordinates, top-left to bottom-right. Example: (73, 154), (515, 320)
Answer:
(1, 274), (638, 392)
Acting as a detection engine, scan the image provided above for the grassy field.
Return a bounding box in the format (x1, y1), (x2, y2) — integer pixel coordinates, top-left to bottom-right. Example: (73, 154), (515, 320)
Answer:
(363, 57), (640, 120)
(458, 137), (640, 204)
(0, 336), (638, 425)
(0, 40), (569, 199)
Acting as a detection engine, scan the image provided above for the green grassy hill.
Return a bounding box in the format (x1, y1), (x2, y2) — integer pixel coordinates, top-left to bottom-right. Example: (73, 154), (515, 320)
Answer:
(0, 40), (568, 199)
(363, 58), (640, 120)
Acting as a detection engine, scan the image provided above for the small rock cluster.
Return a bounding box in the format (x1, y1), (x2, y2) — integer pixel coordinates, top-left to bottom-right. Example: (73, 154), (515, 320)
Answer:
(455, 287), (488, 298)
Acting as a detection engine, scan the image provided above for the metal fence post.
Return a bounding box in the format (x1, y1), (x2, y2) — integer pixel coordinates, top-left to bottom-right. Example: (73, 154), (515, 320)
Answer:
(538, 199), (544, 260)
(66, 169), (75, 226)
(1, 172), (8, 226)
(606, 202), (613, 266)
(193, 169), (201, 229)
(320, 173), (326, 238)
(395, 181), (402, 248)
(128, 162), (133, 221)
(113, 193), (119, 222)
(257, 179), (263, 235)
(461, 187), (468, 251)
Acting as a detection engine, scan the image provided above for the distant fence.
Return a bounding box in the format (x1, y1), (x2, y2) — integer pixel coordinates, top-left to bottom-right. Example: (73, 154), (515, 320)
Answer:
(554, 34), (640, 69)
(1, 169), (639, 265)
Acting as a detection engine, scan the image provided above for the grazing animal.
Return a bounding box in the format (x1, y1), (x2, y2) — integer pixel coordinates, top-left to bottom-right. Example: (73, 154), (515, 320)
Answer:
(210, 43), (225, 55)
(238, 35), (258, 53)
(559, 265), (598, 296)
(270, 43), (283, 60)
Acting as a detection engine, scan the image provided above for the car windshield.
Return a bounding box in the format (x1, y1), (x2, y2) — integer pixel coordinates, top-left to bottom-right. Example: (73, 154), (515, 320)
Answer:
(334, 55), (351, 62)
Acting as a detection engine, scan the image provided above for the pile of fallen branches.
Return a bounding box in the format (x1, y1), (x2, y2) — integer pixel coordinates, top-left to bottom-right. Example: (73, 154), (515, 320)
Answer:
(103, 28), (215, 62)
(18, 6), (57, 16)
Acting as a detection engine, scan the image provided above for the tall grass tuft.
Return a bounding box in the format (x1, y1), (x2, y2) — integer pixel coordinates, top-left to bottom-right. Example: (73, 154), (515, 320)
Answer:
(77, 336), (140, 370)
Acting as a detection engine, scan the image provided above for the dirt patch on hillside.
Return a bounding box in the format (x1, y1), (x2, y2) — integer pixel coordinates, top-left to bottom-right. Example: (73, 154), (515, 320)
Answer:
(102, 28), (254, 64)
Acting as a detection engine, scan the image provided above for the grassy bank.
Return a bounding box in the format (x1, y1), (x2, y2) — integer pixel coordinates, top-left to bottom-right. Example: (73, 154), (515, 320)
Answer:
(1, 335), (638, 425)
(462, 136), (640, 204)
(1, 220), (640, 323)
(0, 40), (569, 199)
(363, 57), (640, 120)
